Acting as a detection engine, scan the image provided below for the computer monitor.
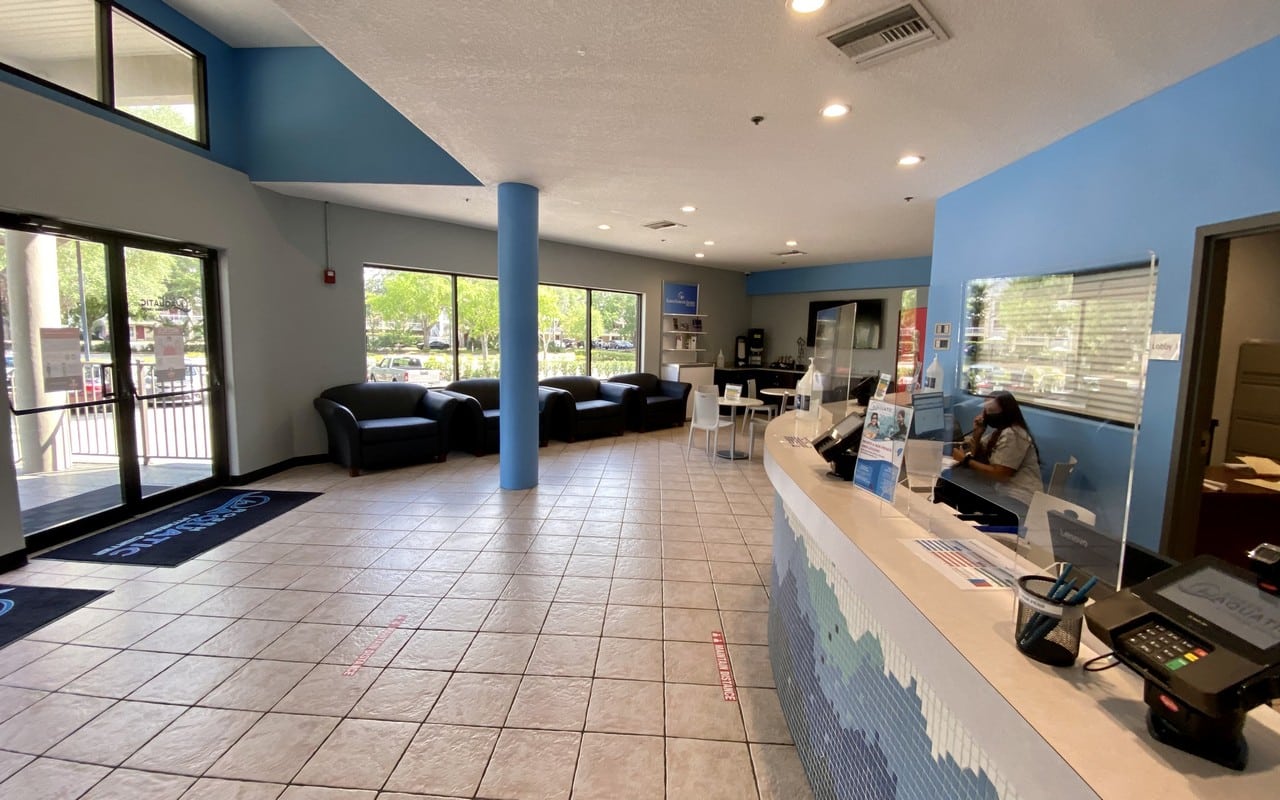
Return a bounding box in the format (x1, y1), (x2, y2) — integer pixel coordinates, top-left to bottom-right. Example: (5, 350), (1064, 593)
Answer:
(811, 409), (865, 463)
(1047, 509), (1124, 588)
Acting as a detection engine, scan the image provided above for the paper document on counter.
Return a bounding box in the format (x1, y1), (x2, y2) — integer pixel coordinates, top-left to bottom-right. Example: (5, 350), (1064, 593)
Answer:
(904, 537), (1018, 591)
(1239, 456), (1280, 477)
(1238, 478), (1280, 493)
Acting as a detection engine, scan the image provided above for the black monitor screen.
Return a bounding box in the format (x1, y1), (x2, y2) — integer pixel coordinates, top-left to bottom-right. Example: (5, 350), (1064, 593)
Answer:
(1156, 567), (1280, 651)
(812, 411), (865, 462)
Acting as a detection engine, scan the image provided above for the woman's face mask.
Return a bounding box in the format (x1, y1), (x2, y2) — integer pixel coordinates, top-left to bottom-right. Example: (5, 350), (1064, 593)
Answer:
(983, 403), (1010, 429)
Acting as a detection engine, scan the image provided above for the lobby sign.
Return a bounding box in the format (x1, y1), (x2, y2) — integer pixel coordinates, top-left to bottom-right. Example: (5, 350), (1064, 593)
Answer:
(153, 326), (186, 381)
(853, 399), (913, 502)
(39, 327), (84, 392)
(662, 282), (700, 315)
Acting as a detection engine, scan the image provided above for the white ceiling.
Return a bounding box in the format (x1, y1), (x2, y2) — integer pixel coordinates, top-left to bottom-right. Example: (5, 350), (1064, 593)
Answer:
(171, 1), (1280, 272)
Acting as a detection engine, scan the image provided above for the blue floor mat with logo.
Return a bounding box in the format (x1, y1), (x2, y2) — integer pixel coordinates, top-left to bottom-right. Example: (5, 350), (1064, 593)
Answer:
(0, 585), (109, 648)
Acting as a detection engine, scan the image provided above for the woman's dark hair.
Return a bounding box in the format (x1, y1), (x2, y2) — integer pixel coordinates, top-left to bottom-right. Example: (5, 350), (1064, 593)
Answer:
(988, 391), (1040, 460)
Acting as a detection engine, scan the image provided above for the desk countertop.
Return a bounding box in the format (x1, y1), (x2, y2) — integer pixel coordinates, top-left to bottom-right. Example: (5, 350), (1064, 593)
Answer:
(764, 410), (1280, 799)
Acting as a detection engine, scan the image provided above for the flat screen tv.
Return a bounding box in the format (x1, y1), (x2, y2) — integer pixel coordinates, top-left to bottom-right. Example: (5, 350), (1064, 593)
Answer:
(805, 299), (883, 349)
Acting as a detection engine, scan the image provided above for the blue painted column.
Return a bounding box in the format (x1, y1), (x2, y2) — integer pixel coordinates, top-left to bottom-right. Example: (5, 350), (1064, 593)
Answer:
(497, 182), (540, 489)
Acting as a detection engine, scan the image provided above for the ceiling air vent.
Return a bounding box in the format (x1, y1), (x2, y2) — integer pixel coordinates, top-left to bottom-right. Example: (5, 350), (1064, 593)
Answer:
(643, 220), (687, 231)
(773, 249), (807, 258)
(824, 1), (948, 67)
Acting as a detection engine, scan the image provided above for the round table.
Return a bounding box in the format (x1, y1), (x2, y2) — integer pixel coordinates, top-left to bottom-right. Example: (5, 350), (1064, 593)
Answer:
(716, 396), (764, 460)
(759, 387), (796, 412)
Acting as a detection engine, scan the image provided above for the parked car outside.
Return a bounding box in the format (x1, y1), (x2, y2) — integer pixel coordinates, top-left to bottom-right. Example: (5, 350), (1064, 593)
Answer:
(143, 364), (206, 405)
(369, 356), (439, 385)
(427, 338), (452, 350)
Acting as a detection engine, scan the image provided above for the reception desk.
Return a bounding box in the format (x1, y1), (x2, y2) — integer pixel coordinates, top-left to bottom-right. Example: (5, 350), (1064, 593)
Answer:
(762, 411), (1280, 799)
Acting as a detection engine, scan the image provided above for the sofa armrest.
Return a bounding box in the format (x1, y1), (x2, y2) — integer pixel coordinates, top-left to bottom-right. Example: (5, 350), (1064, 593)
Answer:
(419, 389), (458, 422)
(657, 379), (691, 402)
(314, 397), (358, 437)
(598, 382), (633, 405)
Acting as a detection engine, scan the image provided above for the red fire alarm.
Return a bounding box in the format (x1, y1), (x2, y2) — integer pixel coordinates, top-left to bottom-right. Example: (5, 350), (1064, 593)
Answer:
(323, 268), (336, 285)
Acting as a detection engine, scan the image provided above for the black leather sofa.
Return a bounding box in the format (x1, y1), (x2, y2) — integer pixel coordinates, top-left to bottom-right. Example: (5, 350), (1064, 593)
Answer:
(539, 376), (633, 441)
(313, 382), (458, 475)
(439, 378), (568, 455)
(606, 372), (691, 431)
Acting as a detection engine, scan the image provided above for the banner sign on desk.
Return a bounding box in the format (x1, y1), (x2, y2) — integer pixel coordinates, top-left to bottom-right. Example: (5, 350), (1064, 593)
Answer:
(662, 281), (700, 315)
(853, 399), (913, 502)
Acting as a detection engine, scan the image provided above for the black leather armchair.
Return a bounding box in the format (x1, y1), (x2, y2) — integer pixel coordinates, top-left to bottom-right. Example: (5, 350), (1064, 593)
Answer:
(606, 372), (691, 431)
(539, 376), (633, 441)
(313, 382), (457, 475)
(439, 379), (567, 455)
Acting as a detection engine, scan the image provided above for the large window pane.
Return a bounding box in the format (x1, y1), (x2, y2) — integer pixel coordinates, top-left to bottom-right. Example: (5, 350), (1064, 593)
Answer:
(457, 276), (500, 379)
(0, 0), (101, 99)
(111, 8), (199, 140)
(538, 285), (587, 379)
(590, 290), (639, 378)
(364, 267), (455, 386)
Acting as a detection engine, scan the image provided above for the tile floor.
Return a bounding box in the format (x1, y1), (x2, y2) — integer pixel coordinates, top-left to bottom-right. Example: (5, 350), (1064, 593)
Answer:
(0, 428), (815, 799)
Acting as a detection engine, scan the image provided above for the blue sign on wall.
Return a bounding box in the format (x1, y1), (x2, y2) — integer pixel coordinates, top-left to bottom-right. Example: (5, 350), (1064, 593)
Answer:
(662, 282), (700, 315)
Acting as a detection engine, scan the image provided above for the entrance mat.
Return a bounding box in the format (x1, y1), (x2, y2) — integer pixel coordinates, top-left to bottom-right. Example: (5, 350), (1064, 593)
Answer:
(22, 485), (164, 535)
(37, 489), (321, 567)
(0, 585), (109, 649)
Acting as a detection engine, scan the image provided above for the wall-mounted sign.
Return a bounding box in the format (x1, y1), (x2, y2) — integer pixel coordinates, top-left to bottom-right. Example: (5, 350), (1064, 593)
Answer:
(154, 326), (186, 381)
(39, 327), (84, 393)
(662, 282), (700, 315)
(1149, 333), (1182, 361)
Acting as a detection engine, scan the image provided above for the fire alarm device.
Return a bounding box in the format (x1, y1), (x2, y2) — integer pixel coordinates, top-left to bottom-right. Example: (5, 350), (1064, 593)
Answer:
(323, 268), (336, 285)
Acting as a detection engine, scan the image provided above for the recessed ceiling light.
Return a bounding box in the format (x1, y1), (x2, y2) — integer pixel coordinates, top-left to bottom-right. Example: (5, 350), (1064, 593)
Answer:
(681, 205), (697, 213)
(704, 240), (715, 246)
(787, 0), (827, 13)
(695, 253), (705, 259)
(820, 103), (850, 119)
(785, 240), (798, 247)
(597, 224), (611, 230)
(898, 154), (925, 166)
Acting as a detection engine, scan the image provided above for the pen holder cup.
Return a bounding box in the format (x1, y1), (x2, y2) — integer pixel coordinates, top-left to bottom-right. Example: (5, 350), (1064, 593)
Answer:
(1014, 575), (1084, 667)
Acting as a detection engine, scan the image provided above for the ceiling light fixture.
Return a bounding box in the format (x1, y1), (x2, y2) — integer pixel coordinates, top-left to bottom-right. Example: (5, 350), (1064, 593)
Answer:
(681, 205), (697, 213)
(695, 253), (705, 259)
(785, 240), (798, 247)
(704, 240), (715, 246)
(898, 154), (925, 166)
(787, 0), (827, 13)
(597, 224), (611, 230)
(820, 103), (850, 118)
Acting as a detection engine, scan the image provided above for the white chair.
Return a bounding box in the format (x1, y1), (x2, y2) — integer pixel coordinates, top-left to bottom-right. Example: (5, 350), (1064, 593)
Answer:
(688, 386), (733, 457)
(742, 378), (777, 432)
(746, 415), (771, 459)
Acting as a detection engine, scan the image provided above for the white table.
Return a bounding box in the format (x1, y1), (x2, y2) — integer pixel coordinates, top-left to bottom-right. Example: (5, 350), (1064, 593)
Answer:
(759, 387), (796, 413)
(716, 396), (764, 460)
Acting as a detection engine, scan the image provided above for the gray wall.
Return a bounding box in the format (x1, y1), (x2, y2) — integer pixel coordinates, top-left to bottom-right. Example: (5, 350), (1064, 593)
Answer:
(0, 81), (747, 559)
(748, 287), (929, 377)
(1210, 230), (1280, 464)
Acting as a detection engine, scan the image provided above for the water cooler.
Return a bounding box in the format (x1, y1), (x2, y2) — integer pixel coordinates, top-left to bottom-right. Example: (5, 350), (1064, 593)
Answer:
(747, 328), (765, 366)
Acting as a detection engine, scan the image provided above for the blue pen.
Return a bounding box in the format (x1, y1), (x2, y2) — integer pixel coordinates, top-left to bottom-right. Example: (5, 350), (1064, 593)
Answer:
(1023, 577), (1097, 648)
(1020, 579), (1077, 648)
(1022, 565), (1073, 644)
(1066, 576), (1099, 605)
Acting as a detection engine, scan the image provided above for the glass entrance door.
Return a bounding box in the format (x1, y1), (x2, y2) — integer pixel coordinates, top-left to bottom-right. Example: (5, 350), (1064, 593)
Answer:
(2, 220), (223, 537)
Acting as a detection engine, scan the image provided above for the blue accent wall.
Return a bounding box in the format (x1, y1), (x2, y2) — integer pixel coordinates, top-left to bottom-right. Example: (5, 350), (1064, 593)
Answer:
(238, 48), (479, 185)
(927, 36), (1280, 549)
(747, 257), (931, 295)
(497, 183), (541, 489)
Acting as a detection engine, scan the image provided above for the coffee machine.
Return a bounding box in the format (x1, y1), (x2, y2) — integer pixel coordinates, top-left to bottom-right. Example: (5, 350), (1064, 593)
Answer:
(747, 328), (765, 366)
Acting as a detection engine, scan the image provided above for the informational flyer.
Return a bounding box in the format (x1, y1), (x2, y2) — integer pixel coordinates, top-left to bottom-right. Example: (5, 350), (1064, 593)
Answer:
(911, 390), (944, 435)
(853, 399), (913, 502)
(873, 372), (891, 400)
(153, 326), (186, 381)
(39, 327), (84, 392)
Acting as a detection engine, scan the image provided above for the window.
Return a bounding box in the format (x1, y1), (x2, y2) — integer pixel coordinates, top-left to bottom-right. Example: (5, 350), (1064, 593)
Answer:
(0, 1), (206, 144)
(961, 262), (1156, 424)
(364, 266), (641, 384)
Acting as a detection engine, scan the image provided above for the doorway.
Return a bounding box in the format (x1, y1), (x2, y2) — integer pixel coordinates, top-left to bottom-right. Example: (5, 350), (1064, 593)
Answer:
(1, 213), (226, 545)
(1164, 211), (1280, 562)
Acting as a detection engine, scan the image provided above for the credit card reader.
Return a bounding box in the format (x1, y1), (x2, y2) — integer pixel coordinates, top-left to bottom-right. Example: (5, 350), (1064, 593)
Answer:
(1085, 554), (1280, 770)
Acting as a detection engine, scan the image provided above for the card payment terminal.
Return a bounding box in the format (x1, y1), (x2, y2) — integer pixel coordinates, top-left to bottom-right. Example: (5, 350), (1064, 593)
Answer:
(1085, 554), (1280, 770)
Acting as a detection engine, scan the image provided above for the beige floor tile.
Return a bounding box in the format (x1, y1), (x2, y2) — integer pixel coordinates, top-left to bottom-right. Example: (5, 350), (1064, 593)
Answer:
(445, 571), (510, 598)
(178, 777), (287, 799)
(80, 767), (194, 799)
(189, 587), (278, 618)
(710, 560), (764, 585)
(553, 576), (612, 603)
(662, 541), (708, 560)
(273, 664), (379, 716)
(192, 619), (293, 658)
(135, 583), (228, 615)
(664, 640), (721, 685)
(720, 610), (768, 645)
(476, 728), (580, 800)
(132, 615), (236, 654)
(456, 632), (537, 673)
(665, 683), (746, 741)
(72, 611), (177, 648)
(573, 732), (664, 799)
(480, 600), (549, 633)
(279, 787), (376, 799)
(0, 757), (111, 800)
(715, 584), (770, 612)
(349, 667), (449, 722)
(739, 688), (794, 744)
(751, 743), (813, 800)
(128, 654), (246, 704)
(362, 595), (440, 628)
(123, 706), (261, 776)
(526, 634), (599, 677)
(302, 593), (384, 625)
(426, 672), (519, 726)
(286, 565), (365, 593)
(388, 629), (474, 670)
(664, 607), (724, 642)
(198, 659), (313, 711)
(607, 577), (663, 605)
(728, 643), (775, 688)
(663, 559), (713, 583)
(321, 626), (414, 670)
(47, 699), (186, 766)
(0, 685), (47, 724)
(505, 675), (591, 731)
(294, 717), (417, 789)
(384, 723), (498, 796)
(60, 649), (180, 699)
(665, 738), (759, 800)
(663, 580), (719, 609)
(540, 602), (605, 635)
(25, 608), (122, 643)
(0, 640), (60, 679)
(0, 691), (114, 754)
(206, 713), (338, 781)
(585, 678), (664, 735)
(256, 622), (354, 662)
(1, 643), (117, 690)
(499, 574), (562, 601)
(602, 604), (663, 639)
(421, 598), (493, 630)
(389, 570), (457, 597)
(595, 636), (663, 680)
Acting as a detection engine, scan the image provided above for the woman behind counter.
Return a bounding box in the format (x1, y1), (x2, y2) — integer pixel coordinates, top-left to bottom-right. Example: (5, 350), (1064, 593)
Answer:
(950, 390), (1044, 507)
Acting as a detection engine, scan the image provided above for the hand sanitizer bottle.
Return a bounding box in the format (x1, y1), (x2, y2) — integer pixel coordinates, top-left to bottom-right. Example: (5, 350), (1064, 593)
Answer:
(716, 349), (725, 368)
(925, 355), (942, 390)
